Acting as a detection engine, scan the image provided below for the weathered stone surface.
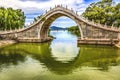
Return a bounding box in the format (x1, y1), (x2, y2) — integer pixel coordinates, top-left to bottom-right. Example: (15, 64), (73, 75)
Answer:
(0, 6), (120, 44)
(0, 40), (16, 47)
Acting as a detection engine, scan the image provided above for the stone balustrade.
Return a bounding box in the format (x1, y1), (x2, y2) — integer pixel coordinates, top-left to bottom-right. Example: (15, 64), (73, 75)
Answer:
(0, 5), (119, 45)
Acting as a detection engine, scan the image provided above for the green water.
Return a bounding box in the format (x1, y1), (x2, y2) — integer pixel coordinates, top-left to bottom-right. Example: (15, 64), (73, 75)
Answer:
(0, 31), (120, 80)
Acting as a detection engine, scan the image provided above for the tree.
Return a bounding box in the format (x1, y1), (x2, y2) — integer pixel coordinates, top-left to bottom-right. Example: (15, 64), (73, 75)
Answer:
(82, 0), (120, 27)
(34, 15), (43, 22)
(113, 3), (120, 27)
(68, 26), (80, 36)
(0, 7), (25, 30)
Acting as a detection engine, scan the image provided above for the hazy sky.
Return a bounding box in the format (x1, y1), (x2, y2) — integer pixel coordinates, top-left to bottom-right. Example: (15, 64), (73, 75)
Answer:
(0, 0), (120, 28)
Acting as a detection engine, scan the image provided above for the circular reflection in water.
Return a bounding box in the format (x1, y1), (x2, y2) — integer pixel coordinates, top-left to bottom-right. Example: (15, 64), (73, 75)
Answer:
(0, 31), (120, 80)
(50, 31), (79, 62)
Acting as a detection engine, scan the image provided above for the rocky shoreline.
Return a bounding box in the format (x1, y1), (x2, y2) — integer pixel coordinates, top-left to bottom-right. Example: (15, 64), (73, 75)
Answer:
(115, 42), (120, 48)
(0, 39), (120, 48)
(0, 40), (16, 48)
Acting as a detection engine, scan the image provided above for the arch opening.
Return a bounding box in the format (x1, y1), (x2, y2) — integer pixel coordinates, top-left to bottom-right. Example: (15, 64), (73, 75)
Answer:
(50, 16), (80, 62)
(39, 12), (83, 40)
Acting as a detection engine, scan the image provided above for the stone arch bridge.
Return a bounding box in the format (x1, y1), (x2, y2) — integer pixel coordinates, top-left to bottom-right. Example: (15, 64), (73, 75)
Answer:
(0, 5), (120, 45)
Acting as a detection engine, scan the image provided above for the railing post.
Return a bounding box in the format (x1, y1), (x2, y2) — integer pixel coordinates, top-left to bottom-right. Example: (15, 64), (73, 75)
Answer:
(57, 5), (60, 7)
(118, 26), (120, 30)
(66, 5), (67, 9)
(76, 11), (78, 15)
(22, 26), (24, 30)
(15, 28), (16, 32)
(5, 28), (6, 32)
(98, 21), (100, 26)
(104, 23), (107, 28)
(50, 7), (51, 10)
(111, 24), (114, 29)
(10, 28), (11, 32)
(19, 27), (21, 30)
(45, 10), (47, 13)
(71, 8), (73, 12)
(92, 19), (94, 24)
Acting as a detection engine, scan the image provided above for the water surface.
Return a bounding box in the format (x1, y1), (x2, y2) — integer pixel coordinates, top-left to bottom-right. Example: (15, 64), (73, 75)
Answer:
(0, 30), (120, 80)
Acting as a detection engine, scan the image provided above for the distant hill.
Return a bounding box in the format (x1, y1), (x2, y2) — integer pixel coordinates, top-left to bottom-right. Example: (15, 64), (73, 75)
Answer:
(50, 26), (68, 30)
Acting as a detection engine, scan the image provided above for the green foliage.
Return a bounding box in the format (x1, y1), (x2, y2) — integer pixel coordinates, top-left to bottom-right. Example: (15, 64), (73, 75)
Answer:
(48, 29), (54, 38)
(82, 0), (120, 27)
(0, 7), (25, 30)
(68, 26), (80, 36)
(41, 17), (46, 22)
(34, 15), (46, 22)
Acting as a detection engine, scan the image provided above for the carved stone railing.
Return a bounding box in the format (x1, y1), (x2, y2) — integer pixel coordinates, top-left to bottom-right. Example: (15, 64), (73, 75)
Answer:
(0, 5), (120, 34)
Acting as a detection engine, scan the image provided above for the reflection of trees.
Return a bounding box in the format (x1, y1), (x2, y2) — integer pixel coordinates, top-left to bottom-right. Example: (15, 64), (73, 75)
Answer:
(33, 44), (120, 73)
(0, 49), (26, 71)
(0, 43), (120, 75)
(78, 45), (120, 71)
(30, 42), (81, 75)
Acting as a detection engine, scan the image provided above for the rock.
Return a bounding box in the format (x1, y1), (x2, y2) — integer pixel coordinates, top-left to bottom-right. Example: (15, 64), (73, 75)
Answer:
(0, 40), (16, 47)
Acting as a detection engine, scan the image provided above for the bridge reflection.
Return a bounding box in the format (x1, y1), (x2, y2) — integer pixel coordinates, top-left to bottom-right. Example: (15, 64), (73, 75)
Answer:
(0, 43), (120, 75)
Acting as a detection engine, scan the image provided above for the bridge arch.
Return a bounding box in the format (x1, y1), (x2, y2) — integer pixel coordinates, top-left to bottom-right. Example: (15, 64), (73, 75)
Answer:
(38, 8), (84, 40)
(0, 6), (119, 44)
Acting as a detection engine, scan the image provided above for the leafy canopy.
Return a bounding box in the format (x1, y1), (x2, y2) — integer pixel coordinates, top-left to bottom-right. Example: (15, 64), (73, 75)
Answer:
(0, 7), (25, 30)
(82, 0), (120, 27)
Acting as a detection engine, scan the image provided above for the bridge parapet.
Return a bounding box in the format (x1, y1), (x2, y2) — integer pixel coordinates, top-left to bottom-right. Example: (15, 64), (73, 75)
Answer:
(0, 5), (120, 35)
(0, 5), (120, 45)
(45, 5), (120, 32)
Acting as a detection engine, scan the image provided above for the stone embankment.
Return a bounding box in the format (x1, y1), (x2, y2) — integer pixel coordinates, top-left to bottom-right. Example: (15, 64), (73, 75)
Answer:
(0, 40), (16, 47)
(115, 42), (120, 48)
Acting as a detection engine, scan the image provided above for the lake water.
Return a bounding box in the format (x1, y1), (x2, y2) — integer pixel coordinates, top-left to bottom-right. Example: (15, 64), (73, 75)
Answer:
(0, 30), (120, 80)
